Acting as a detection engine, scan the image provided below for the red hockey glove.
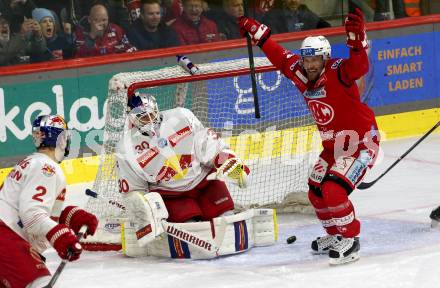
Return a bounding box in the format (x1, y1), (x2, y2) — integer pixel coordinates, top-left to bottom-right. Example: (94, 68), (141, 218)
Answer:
(59, 206), (98, 238)
(345, 8), (368, 50)
(46, 224), (82, 261)
(238, 16), (271, 47)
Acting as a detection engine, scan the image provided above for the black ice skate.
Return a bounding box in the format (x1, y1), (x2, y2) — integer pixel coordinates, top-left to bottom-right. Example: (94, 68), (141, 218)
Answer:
(311, 234), (338, 254)
(328, 237), (360, 265)
(430, 206), (440, 228)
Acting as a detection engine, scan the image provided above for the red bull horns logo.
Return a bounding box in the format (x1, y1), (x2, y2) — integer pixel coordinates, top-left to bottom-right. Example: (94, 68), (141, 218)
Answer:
(49, 115), (67, 129)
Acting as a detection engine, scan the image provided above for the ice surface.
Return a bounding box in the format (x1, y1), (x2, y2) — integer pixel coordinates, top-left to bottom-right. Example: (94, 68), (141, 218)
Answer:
(46, 134), (440, 288)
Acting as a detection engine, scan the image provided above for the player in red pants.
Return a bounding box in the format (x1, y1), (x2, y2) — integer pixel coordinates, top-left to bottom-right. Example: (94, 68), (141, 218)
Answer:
(0, 115), (98, 287)
(239, 8), (380, 265)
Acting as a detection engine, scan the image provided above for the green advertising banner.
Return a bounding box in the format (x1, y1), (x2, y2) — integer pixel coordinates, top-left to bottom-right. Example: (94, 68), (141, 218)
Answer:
(0, 64), (170, 161)
(1, 74), (108, 158)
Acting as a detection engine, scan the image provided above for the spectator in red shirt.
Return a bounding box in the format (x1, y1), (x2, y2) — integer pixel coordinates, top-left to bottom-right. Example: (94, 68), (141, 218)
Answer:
(74, 3), (136, 58)
(171, 0), (220, 45)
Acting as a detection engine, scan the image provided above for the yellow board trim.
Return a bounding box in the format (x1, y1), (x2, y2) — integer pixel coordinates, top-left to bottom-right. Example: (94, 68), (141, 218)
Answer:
(273, 209), (278, 242)
(1, 108), (439, 185)
(121, 222), (126, 254)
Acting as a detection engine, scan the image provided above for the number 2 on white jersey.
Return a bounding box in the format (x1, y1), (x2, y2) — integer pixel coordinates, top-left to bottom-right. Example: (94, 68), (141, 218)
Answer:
(32, 186), (47, 202)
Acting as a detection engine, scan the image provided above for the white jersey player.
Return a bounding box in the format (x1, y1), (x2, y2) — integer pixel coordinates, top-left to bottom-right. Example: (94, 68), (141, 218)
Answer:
(114, 94), (261, 253)
(117, 93), (250, 224)
(0, 115), (98, 288)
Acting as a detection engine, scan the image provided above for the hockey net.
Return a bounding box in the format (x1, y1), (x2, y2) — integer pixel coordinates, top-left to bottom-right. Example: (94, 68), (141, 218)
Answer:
(83, 57), (319, 251)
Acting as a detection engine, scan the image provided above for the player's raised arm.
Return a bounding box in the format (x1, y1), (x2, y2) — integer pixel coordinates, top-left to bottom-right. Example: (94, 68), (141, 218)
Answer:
(238, 16), (304, 90)
(340, 8), (370, 84)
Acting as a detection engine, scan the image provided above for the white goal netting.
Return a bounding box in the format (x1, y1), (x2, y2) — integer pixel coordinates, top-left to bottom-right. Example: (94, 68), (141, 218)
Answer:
(84, 57), (319, 250)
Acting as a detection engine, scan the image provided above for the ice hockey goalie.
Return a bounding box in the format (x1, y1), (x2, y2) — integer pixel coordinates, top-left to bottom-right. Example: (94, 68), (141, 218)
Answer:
(113, 93), (277, 259)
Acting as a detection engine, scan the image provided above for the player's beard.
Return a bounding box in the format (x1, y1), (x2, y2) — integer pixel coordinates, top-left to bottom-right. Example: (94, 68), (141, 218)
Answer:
(306, 70), (320, 82)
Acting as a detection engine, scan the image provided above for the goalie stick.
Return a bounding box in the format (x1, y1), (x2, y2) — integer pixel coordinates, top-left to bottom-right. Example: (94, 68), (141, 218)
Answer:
(43, 226), (88, 288)
(358, 120), (440, 190)
(85, 189), (225, 256)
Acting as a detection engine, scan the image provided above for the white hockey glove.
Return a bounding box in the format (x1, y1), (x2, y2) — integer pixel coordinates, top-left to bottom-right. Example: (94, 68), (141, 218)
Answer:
(123, 191), (169, 247)
(207, 157), (250, 188)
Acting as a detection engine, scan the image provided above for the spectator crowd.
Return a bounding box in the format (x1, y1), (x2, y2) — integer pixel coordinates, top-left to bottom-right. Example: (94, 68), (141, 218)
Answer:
(0, 0), (426, 67)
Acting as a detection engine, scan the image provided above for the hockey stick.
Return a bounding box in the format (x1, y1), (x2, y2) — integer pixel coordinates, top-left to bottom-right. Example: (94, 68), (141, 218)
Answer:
(358, 120), (440, 190)
(243, 0), (261, 119)
(43, 226), (87, 288)
(85, 189), (225, 255)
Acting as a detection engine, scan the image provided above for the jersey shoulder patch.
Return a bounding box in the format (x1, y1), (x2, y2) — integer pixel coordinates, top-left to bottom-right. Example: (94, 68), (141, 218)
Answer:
(32, 154), (64, 181)
(41, 163), (56, 177)
(330, 58), (344, 69)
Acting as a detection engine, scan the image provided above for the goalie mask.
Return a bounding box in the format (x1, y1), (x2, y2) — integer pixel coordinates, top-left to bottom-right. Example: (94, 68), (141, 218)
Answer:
(32, 114), (71, 162)
(127, 93), (161, 136)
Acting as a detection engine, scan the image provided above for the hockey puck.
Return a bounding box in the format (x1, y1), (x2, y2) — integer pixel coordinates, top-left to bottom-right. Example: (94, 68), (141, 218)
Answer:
(286, 235), (297, 244)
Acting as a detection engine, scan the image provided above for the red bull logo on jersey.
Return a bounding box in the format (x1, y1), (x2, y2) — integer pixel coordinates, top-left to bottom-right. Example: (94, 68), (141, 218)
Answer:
(41, 164), (56, 177)
(156, 154), (193, 182)
(168, 126), (191, 147)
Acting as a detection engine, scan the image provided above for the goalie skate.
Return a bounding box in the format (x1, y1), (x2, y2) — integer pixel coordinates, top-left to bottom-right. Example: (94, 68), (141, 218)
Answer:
(430, 206), (440, 228)
(311, 234), (338, 254)
(328, 237), (360, 265)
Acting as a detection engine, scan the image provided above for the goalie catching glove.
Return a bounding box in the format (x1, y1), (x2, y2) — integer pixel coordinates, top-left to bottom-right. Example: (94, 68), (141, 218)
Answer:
(208, 152), (250, 188)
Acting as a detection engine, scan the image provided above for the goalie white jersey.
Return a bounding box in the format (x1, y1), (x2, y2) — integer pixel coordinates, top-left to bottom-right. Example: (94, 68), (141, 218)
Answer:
(0, 153), (66, 253)
(116, 107), (229, 193)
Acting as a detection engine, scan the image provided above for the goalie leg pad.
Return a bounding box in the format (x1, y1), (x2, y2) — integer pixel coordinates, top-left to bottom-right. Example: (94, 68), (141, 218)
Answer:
(123, 192), (169, 247)
(122, 209), (277, 259)
(121, 221), (152, 257)
(251, 209), (278, 246)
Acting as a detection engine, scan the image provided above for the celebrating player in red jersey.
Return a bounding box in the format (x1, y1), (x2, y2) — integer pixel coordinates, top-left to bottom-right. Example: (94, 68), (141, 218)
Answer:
(239, 8), (380, 265)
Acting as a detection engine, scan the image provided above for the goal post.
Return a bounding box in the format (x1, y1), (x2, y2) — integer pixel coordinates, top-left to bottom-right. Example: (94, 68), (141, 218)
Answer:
(83, 57), (319, 250)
